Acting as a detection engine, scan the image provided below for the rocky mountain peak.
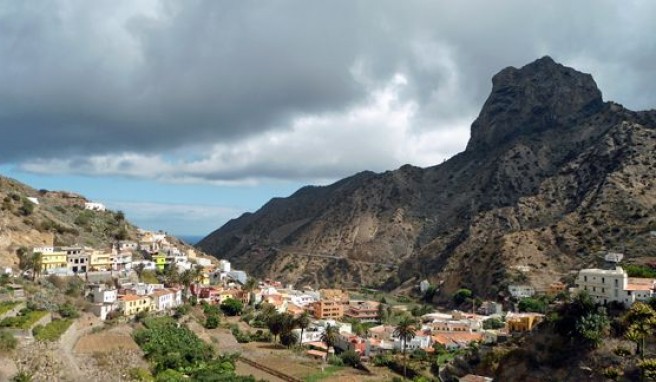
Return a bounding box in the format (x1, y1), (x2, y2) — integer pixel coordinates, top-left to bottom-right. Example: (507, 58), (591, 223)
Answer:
(466, 56), (604, 151)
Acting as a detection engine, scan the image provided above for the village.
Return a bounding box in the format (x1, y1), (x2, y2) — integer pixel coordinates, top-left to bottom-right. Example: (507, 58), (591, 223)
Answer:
(1, 219), (656, 381)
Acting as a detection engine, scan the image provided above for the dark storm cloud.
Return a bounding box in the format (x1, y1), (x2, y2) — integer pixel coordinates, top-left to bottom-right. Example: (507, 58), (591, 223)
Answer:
(2, 0), (656, 180)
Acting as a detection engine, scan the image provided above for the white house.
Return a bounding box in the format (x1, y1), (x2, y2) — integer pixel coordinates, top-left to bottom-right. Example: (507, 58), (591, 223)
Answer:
(219, 260), (231, 273)
(605, 252), (624, 263)
(419, 280), (430, 294)
(84, 202), (106, 212)
(26, 197), (39, 205)
(131, 260), (156, 271)
(92, 288), (118, 304)
(151, 289), (180, 311)
(91, 303), (117, 320)
(196, 258), (213, 267)
(394, 333), (433, 351)
(576, 266), (656, 307)
(508, 285), (536, 299)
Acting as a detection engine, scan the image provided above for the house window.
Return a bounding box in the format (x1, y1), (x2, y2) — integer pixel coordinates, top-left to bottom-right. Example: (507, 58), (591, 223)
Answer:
(584, 276), (588, 282)
(602, 277), (605, 283)
(615, 279), (618, 287)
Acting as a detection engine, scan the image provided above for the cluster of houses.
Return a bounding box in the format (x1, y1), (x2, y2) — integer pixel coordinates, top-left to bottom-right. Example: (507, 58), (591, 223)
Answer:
(88, 282), (183, 320)
(32, 229), (209, 276)
(191, 278), (546, 360)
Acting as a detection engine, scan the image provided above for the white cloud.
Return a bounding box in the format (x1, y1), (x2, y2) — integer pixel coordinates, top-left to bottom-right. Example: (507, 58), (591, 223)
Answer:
(105, 201), (241, 235)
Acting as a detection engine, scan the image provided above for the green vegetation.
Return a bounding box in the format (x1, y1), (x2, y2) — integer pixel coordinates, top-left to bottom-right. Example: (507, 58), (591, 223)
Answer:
(0, 330), (17, 352)
(204, 314), (220, 329)
(518, 297), (547, 313)
(220, 298), (244, 316)
(482, 317), (505, 330)
(58, 302), (80, 318)
(303, 365), (342, 382)
(133, 317), (255, 380)
(553, 291), (609, 348)
(0, 309), (48, 330)
(625, 264), (656, 278)
(452, 288), (473, 305)
(0, 301), (19, 316)
(33, 319), (73, 341)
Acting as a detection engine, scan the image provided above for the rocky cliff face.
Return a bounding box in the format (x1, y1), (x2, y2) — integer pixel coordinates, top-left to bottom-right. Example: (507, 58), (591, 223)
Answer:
(197, 57), (656, 298)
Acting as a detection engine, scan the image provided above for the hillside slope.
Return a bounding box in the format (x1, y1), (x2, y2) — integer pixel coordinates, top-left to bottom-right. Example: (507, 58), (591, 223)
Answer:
(197, 57), (656, 297)
(0, 176), (139, 268)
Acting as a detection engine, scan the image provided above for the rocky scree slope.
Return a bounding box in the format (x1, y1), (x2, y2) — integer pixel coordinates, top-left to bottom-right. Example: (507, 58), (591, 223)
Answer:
(198, 57), (656, 298)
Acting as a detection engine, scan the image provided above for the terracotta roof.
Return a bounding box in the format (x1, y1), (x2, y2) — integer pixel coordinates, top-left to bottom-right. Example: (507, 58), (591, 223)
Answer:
(307, 341), (328, 350)
(119, 295), (148, 302)
(432, 332), (483, 346)
(307, 350), (327, 358)
(626, 283), (653, 291)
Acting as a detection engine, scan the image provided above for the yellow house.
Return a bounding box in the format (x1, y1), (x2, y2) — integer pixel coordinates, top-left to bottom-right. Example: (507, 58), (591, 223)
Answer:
(152, 253), (168, 271)
(40, 250), (67, 271)
(119, 295), (152, 316)
(198, 270), (211, 285)
(506, 312), (544, 332)
(89, 251), (112, 271)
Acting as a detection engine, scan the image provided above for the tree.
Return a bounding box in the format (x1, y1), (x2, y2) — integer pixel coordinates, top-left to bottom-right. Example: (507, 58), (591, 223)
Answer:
(518, 297), (547, 313)
(452, 289), (473, 306)
(179, 269), (195, 302)
(266, 313), (284, 344)
(280, 331), (298, 348)
(220, 298), (244, 316)
(393, 316), (417, 380)
(482, 317), (505, 330)
(378, 301), (388, 324)
(243, 277), (258, 306)
(320, 323), (339, 355)
(31, 252), (43, 281)
(134, 263), (146, 281)
(296, 311), (311, 345)
(623, 302), (656, 359)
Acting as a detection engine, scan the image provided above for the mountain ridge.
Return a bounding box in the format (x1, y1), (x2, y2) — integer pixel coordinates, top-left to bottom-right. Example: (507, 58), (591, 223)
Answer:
(197, 57), (656, 298)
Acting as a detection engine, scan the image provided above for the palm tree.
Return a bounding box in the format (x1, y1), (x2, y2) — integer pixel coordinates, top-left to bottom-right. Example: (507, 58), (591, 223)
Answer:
(179, 269), (195, 302)
(31, 252), (43, 281)
(393, 316), (417, 380)
(134, 263), (146, 281)
(320, 323), (339, 355)
(243, 277), (258, 306)
(296, 311), (311, 346)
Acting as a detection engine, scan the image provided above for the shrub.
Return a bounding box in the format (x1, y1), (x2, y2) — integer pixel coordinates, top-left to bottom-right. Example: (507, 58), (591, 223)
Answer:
(518, 297), (547, 313)
(339, 350), (361, 367)
(154, 369), (185, 382)
(205, 314), (220, 329)
(483, 317), (505, 330)
(327, 355), (344, 366)
(58, 303), (80, 319)
(128, 367), (154, 382)
(203, 304), (220, 316)
(0, 330), (17, 352)
(220, 298), (244, 316)
(602, 366), (623, 380)
(453, 289), (473, 305)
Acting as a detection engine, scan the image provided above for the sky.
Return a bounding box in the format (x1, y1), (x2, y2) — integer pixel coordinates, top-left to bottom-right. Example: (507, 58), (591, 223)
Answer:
(1, 1), (655, 237)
